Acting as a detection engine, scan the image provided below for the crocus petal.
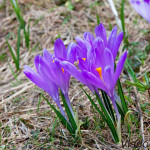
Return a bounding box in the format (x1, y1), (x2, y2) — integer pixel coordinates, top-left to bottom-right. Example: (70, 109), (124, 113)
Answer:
(114, 51), (127, 85)
(103, 48), (114, 75)
(75, 36), (87, 57)
(50, 60), (68, 93)
(95, 23), (107, 46)
(23, 65), (49, 93)
(144, 0), (150, 3)
(94, 37), (105, 54)
(54, 38), (66, 59)
(38, 56), (63, 90)
(78, 57), (88, 71)
(40, 56), (70, 98)
(103, 66), (114, 97)
(86, 42), (95, 63)
(60, 61), (86, 84)
(34, 55), (40, 74)
(82, 70), (107, 92)
(113, 31), (123, 59)
(66, 42), (78, 63)
(83, 32), (94, 46)
(93, 37), (105, 67)
(130, 0), (150, 23)
(43, 49), (53, 63)
(107, 26), (117, 54)
(38, 64), (59, 101)
(38, 55), (54, 78)
(60, 61), (95, 91)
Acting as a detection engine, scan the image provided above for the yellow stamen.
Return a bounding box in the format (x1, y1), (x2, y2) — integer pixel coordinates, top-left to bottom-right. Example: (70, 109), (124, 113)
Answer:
(96, 67), (102, 79)
(61, 67), (64, 74)
(53, 60), (55, 63)
(82, 58), (86, 61)
(77, 58), (86, 64)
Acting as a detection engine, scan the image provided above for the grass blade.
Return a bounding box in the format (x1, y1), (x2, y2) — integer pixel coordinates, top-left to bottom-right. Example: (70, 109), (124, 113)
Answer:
(125, 81), (146, 89)
(27, 22), (30, 48)
(125, 60), (137, 82)
(6, 39), (19, 71)
(116, 102), (125, 120)
(60, 91), (77, 133)
(42, 94), (74, 135)
(101, 90), (116, 122)
(82, 88), (107, 122)
(10, 0), (24, 26)
(23, 24), (30, 50)
(96, 13), (100, 25)
(95, 92), (119, 143)
(37, 92), (42, 112)
(144, 72), (149, 86)
(81, 87), (119, 143)
(117, 78), (128, 114)
(16, 25), (21, 65)
(120, 0), (125, 35)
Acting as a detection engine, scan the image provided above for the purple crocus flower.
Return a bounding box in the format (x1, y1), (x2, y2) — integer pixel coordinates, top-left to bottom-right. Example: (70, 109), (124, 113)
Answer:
(60, 23), (127, 120)
(24, 38), (76, 117)
(23, 58), (66, 117)
(130, 0), (150, 23)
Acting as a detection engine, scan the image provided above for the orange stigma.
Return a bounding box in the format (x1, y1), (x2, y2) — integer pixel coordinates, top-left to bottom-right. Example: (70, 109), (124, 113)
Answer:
(96, 67), (102, 79)
(61, 67), (64, 74)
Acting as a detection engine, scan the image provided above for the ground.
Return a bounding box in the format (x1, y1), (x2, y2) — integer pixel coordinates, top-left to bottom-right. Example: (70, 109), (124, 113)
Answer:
(0, 0), (150, 149)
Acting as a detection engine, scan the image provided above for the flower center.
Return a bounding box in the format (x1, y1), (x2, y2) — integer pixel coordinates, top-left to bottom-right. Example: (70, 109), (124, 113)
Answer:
(77, 58), (86, 64)
(61, 67), (64, 74)
(82, 58), (86, 61)
(96, 67), (102, 79)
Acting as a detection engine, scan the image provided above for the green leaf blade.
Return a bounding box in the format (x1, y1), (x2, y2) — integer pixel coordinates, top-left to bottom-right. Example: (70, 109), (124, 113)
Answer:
(6, 39), (19, 71)
(60, 91), (77, 133)
(42, 94), (74, 135)
(101, 90), (116, 122)
(117, 79), (128, 114)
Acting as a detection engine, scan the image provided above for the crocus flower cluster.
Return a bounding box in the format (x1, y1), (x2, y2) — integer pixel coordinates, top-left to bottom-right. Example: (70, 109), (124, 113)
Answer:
(24, 23), (127, 125)
(130, 0), (150, 23)
(24, 39), (77, 117)
(60, 23), (127, 120)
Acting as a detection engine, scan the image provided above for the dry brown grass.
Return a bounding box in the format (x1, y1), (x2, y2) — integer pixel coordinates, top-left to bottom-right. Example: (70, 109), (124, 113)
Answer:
(0, 0), (150, 149)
